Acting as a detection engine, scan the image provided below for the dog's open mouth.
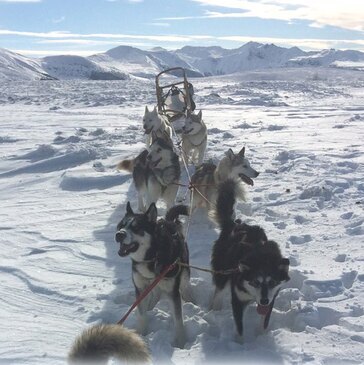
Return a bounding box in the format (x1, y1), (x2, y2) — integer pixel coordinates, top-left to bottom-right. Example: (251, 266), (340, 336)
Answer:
(256, 304), (271, 316)
(239, 173), (254, 186)
(183, 128), (193, 134)
(118, 242), (139, 257)
(144, 127), (153, 135)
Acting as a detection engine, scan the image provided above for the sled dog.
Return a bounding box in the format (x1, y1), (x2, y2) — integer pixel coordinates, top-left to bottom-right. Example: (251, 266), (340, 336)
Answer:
(115, 202), (192, 348)
(189, 147), (259, 213)
(68, 324), (150, 364)
(181, 110), (207, 166)
(143, 106), (172, 147)
(117, 137), (180, 212)
(210, 179), (290, 338)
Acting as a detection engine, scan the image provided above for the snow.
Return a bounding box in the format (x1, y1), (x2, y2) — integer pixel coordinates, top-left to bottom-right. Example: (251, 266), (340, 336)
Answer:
(1, 66), (364, 365)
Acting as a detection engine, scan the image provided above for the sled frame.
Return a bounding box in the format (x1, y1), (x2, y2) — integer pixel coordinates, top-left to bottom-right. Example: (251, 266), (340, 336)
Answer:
(155, 67), (194, 122)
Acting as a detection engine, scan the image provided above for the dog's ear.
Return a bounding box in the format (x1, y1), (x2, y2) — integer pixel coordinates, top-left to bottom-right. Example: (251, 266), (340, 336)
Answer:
(238, 146), (245, 157)
(145, 105), (149, 113)
(226, 148), (235, 160)
(145, 203), (157, 223)
(278, 258), (290, 281)
(126, 201), (133, 215)
(197, 110), (202, 120)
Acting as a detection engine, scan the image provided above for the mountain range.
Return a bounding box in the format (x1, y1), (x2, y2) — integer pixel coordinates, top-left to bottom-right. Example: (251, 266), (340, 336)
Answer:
(1, 42), (364, 81)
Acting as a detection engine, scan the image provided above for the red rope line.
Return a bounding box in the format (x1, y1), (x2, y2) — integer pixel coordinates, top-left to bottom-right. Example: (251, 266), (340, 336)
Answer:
(117, 259), (178, 325)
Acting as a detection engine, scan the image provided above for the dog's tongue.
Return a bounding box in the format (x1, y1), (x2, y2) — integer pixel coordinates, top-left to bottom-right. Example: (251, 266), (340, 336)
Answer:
(239, 174), (254, 186)
(118, 242), (137, 257)
(257, 304), (270, 316)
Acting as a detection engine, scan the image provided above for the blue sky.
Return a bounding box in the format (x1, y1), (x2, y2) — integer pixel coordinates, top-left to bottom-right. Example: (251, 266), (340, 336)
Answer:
(0, 0), (363, 57)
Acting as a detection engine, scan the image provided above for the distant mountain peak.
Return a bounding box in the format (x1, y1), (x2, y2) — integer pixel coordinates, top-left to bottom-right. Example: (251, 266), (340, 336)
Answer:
(1, 42), (364, 81)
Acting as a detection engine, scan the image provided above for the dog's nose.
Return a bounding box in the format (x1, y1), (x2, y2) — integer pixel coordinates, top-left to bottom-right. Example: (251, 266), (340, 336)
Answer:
(260, 298), (269, 306)
(255, 171), (260, 177)
(115, 231), (126, 243)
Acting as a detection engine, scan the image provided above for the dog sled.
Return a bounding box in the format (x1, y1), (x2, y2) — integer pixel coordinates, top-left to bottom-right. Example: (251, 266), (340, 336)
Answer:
(155, 67), (196, 123)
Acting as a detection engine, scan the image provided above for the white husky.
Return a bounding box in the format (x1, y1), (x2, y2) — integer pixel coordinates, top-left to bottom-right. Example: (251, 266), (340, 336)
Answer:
(181, 110), (207, 166)
(143, 106), (172, 147)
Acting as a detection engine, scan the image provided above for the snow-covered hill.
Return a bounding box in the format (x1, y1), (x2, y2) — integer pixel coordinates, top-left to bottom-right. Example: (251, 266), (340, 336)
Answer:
(0, 48), (54, 81)
(287, 48), (364, 68)
(41, 55), (129, 80)
(1, 43), (364, 81)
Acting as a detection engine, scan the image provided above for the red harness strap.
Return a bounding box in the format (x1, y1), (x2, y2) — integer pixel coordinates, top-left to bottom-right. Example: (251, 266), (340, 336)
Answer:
(117, 260), (178, 325)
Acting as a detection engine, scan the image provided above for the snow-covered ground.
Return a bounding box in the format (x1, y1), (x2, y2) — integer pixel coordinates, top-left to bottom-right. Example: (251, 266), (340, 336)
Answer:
(1, 67), (363, 365)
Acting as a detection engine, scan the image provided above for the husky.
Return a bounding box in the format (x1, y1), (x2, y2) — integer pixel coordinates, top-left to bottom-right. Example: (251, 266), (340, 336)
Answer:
(181, 110), (207, 166)
(189, 147), (259, 213)
(115, 202), (192, 348)
(210, 179), (290, 338)
(143, 106), (172, 147)
(117, 137), (180, 212)
(68, 324), (150, 364)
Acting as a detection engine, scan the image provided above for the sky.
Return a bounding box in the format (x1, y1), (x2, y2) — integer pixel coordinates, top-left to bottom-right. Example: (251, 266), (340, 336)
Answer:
(0, 0), (364, 57)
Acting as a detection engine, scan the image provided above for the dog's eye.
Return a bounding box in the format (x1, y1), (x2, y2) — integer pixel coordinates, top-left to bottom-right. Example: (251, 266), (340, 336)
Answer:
(250, 279), (261, 288)
(268, 279), (277, 287)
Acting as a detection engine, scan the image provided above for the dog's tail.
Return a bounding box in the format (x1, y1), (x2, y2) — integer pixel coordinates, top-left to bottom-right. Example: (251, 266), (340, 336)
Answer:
(210, 178), (246, 233)
(116, 159), (134, 172)
(165, 205), (189, 222)
(68, 324), (150, 364)
(116, 150), (149, 173)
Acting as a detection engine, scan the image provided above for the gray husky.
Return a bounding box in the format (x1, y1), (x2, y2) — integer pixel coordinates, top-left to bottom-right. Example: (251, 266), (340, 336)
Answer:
(115, 202), (192, 348)
(210, 179), (290, 338)
(143, 105), (172, 147)
(190, 147), (259, 213)
(181, 110), (207, 166)
(117, 137), (180, 212)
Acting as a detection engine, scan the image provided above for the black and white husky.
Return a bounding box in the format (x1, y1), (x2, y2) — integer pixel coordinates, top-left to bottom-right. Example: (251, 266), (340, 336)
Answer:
(115, 202), (192, 348)
(117, 137), (180, 212)
(181, 110), (207, 166)
(210, 179), (290, 338)
(190, 147), (259, 213)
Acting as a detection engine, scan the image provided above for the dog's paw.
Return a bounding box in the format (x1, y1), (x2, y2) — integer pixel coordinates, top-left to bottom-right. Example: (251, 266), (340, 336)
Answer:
(136, 317), (148, 336)
(173, 326), (186, 349)
(173, 335), (186, 349)
(234, 333), (245, 345)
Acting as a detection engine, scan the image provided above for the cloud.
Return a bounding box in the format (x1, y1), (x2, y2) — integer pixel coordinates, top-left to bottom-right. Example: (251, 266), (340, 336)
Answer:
(2, 28), (364, 53)
(148, 22), (171, 27)
(0, 29), (203, 42)
(52, 16), (65, 24)
(174, 0), (364, 32)
(0, 0), (41, 2)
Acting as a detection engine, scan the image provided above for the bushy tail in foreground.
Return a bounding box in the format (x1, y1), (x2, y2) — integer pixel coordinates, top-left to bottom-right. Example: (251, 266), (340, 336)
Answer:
(210, 179), (246, 234)
(68, 324), (150, 364)
(165, 204), (189, 222)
